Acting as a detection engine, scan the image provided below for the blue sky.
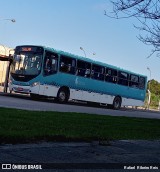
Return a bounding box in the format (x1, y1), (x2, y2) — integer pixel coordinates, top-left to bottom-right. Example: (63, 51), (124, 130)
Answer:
(0, 0), (159, 81)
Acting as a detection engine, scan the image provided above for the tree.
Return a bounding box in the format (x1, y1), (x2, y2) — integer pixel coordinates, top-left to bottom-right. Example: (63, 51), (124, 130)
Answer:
(146, 79), (160, 108)
(149, 79), (160, 95)
(106, 0), (160, 58)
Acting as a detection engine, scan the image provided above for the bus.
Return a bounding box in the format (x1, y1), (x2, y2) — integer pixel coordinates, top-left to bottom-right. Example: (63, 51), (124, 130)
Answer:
(9, 45), (147, 109)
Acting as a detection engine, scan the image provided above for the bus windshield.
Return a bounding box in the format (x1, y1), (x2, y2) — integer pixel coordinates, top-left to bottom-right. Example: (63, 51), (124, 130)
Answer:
(11, 52), (43, 76)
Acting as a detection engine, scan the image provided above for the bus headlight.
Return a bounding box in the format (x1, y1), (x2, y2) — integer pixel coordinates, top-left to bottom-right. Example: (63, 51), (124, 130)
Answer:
(31, 82), (40, 87)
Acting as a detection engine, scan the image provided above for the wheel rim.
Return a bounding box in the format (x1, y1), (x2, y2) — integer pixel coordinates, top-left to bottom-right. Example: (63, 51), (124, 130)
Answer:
(114, 97), (121, 109)
(114, 100), (120, 108)
(59, 91), (66, 102)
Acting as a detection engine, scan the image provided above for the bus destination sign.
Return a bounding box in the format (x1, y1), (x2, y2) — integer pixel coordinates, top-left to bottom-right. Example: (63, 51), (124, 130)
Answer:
(21, 47), (32, 51)
(17, 46), (43, 53)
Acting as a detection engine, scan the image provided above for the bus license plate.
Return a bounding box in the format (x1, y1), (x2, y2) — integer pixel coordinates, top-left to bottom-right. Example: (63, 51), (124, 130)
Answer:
(17, 87), (23, 91)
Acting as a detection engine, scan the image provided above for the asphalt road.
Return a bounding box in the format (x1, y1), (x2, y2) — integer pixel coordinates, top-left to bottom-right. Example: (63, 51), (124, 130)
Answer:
(0, 140), (160, 171)
(0, 92), (160, 119)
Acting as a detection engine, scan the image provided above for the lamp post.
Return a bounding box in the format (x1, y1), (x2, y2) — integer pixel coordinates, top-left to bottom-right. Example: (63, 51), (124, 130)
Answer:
(80, 47), (86, 58)
(92, 52), (96, 60)
(147, 67), (151, 90)
(147, 67), (151, 110)
(0, 18), (16, 23)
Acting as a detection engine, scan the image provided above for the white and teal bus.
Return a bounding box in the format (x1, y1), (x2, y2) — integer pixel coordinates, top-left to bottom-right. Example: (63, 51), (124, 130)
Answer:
(9, 45), (147, 109)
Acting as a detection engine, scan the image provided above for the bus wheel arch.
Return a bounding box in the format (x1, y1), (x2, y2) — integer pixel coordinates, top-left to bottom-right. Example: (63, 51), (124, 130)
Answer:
(113, 96), (122, 110)
(57, 86), (70, 103)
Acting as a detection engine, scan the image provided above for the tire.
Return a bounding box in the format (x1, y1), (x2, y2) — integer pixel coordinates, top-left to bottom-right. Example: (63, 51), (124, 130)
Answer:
(113, 96), (121, 110)
(57, 88), (69, 103)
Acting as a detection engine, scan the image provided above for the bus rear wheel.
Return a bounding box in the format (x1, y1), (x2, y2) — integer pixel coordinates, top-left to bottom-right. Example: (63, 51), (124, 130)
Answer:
(113, 96), (121, 110)
(57, 88), (69, 103)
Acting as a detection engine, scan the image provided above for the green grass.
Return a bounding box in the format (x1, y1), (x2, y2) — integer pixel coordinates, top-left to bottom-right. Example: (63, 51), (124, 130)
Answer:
(0, 107), (160, 144)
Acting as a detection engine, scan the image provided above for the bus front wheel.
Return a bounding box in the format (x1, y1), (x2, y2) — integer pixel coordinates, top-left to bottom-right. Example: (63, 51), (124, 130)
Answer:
(57, 88), (69, 103)
(113, 96), (121, 110)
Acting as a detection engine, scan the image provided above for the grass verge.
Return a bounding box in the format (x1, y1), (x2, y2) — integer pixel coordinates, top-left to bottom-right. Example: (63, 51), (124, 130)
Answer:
(0, 107), (160, 144)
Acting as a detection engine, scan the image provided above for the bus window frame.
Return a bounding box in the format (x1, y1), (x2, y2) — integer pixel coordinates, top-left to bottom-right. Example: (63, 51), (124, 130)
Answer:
(118, 71), (129, 86)
(91, 64), (105, 81)
(76, 60), (91, 78)
(129, 74), (139, 89)
(105, 68), (118, 84)
(59, 55), (76, 75)
(43, 51), (58, 76)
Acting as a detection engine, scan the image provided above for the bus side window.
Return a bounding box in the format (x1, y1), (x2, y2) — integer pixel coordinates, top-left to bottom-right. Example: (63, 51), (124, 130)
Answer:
(91, 64), (105, 81)
(60, 56), (76, 75)
(105, 68), (117, 84)
(129, 74), (139, 88)
(44, 52), (58, 75)
(77, 60), (91, 78)
(118, 71), (129, 86)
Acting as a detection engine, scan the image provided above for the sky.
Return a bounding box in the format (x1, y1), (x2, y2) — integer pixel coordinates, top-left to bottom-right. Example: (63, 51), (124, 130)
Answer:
(0, 0), (159, 82)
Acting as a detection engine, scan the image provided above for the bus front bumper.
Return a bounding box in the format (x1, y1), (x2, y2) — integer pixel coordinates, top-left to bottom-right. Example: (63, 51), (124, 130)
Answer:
(9, 84), (31, 94)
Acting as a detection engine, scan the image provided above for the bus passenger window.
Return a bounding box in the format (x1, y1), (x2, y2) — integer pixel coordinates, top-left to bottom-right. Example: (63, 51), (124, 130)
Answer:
(105, 68), (117, 83)
(44, 52), (58, 75)
(118, 71), (129, 86)
(77, 60), (91, 78)
(60, 62), (67, 72)
(129, 74), (139, 88)
(60, 56), (76, 75)
(85, 69), (90, 77)
(91, 64), (105, 81)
